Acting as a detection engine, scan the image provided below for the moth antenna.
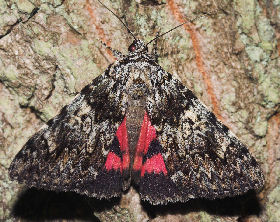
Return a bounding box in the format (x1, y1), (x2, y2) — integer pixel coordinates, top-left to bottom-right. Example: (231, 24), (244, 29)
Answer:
(97, 0), (137, 41)
(146, 22), (188, 46)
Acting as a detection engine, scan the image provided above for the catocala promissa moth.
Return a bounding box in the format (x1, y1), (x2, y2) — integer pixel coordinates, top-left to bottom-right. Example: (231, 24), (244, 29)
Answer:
(9, 5), (264, 205)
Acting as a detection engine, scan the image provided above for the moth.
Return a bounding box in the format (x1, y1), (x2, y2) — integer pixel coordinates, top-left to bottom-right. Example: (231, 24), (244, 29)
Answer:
(9, 3), (264, 205)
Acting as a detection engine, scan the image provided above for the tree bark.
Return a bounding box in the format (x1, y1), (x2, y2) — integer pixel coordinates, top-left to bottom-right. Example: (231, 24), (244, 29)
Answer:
(1, 0), (279, 221)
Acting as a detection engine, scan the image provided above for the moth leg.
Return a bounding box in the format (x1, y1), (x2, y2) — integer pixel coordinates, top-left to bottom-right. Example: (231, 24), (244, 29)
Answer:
(152, 32), (159, 62)
(101, 41), (124, 59)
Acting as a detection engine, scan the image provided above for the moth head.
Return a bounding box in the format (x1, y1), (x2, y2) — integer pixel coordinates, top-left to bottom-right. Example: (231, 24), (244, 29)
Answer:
(128, 40), (147, 53)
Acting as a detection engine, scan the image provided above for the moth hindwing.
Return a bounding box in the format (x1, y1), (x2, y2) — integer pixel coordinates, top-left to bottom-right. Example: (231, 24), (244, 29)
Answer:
(9, 39), (264, 205)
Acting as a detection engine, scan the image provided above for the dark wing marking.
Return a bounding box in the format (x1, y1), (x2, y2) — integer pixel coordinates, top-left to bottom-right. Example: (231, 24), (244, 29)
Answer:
(140, 64), (264, 204)
(9, 68), (129, 199)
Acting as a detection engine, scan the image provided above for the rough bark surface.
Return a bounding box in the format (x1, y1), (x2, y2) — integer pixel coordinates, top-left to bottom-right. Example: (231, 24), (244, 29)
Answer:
(0, 0), (279, 221)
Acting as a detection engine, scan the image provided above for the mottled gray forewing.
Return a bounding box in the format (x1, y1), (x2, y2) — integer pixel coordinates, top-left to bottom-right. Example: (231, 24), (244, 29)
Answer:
(9, 70), (127, 198)
(142, 66), (264, 204)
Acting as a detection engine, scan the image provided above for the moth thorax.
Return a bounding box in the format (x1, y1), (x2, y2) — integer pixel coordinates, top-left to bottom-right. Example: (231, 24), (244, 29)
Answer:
(128, 80), (148, 100)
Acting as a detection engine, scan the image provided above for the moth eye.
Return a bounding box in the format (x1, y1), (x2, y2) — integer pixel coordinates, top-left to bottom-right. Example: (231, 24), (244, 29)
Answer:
(128, 44), (136, 52)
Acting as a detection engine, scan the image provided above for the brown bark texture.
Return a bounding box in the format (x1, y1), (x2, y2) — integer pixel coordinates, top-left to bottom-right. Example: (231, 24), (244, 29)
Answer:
(0, 0), (279, 221)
